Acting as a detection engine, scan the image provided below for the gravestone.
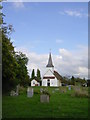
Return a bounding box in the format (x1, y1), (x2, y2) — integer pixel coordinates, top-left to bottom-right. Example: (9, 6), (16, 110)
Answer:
(40, 95), (49, 103)
(16, 85), (19, 96)
(10, 90), (16, 96)
(40, 88), (43, 93)
(10, 85), (20, 96)
(68, 86), (71, 90)
(27, 87), (33, 97)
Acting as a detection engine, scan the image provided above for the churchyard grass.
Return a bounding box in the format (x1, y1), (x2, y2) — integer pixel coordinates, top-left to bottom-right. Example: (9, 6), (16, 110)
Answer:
(2, 86), (88, 118)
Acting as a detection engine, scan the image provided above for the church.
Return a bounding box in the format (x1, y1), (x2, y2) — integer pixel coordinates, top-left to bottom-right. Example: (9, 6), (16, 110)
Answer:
(42, 52), (63, 87)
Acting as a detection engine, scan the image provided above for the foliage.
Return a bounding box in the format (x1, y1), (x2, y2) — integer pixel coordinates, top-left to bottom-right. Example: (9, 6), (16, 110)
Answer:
(36, 69), (41, 81)
(59, 86), (67, 93)
(2, 33), (18, 92)
(72, 86), (89, 98)
(62, 76), (87, 86)
(40, 88), (50, 97)
(15, 52), (30, 86)
(31, 69), (35, 80)
(1, 2), (30, 93)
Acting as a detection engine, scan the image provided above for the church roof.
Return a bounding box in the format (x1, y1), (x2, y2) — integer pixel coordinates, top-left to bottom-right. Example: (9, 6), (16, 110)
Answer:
(54, 71), (63, 82)
(46, 52), (54, 67)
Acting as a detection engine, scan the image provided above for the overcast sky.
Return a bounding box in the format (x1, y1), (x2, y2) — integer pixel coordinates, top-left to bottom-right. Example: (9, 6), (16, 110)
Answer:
(3, 2), (88, 78)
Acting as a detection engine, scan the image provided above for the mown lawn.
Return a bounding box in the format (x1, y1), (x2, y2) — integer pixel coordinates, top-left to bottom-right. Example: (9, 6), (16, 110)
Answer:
(2, 86), (88, 118)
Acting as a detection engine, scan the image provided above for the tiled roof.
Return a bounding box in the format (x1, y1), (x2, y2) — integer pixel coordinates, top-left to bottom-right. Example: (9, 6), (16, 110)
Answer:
(54, 71), (63, 82)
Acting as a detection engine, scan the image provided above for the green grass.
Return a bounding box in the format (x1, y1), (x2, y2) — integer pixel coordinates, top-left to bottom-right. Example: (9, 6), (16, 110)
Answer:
(2, 86), (88, 118)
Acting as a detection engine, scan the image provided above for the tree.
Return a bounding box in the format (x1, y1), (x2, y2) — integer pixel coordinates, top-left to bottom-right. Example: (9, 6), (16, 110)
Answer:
(1, 1), (30, 93)
(15, 52), (29, 86)
(31, 69), (35, 80)
(71, 76), (75, 85)
(2, 29), (18, 92)
(36, 69), (41, 81)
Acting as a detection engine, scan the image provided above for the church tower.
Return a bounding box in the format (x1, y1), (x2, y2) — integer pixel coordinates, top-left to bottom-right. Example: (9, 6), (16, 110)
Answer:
(42, 52), (62, 87)
(46, 52), (54, 73)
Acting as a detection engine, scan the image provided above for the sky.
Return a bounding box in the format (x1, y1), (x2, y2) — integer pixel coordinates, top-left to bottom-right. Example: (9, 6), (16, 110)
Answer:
(3, 2), (88, 78)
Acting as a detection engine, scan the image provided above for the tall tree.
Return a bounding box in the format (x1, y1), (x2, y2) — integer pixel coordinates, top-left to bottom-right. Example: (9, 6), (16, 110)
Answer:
(15, 52), (29, 86)
(71, 76), (75, 85)
(1, 1), (30, 93)
(31, 69), (35, 80)
(37, 69), (41, 81)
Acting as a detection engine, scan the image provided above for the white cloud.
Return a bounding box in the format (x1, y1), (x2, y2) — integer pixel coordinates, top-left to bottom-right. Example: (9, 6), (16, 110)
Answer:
(65, 10), (82, 17)
(59, 10), (88, 18)
(12, 0), (24, 8)
(15, 45), (88, 79)
(56, 39), (63, 43)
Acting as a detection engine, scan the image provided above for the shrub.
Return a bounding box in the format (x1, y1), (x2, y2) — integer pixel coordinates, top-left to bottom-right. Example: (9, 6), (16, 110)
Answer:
(19, 86), (26, 94)
(40, 88), (51, 97)
(72, 86), (89, 98)
(59, 87), (67, 93)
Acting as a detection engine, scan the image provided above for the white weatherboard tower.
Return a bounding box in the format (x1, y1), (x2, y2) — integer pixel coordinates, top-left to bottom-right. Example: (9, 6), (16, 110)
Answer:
(42, 52), (62, 87)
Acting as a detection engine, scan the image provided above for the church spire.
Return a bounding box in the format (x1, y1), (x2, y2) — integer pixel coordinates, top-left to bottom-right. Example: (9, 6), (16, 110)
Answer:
(46, 52), (54, 67)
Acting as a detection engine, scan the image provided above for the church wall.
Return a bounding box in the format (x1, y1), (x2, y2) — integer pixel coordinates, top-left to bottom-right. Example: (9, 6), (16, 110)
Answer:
(46, 67), (54, 73)
(50, 78), (58, 86)
(43, 69), (54, 77)
(42, 79), (47, 86)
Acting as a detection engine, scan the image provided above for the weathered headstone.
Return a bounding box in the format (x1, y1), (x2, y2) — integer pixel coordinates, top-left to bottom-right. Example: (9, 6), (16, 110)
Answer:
(10, 90), (16, 96)
(68, 86), (71, 90)
(16, 85), (19, 96)
(27, 87), (33, 97)
(40, 88), (43, 93)
(40, 95), (49, 103)
(10, 85), (20, 96)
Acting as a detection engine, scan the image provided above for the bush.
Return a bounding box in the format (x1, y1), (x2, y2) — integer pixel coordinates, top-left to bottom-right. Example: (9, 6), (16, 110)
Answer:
(72, 86), (89, 98)
(59, 87), (67, 93)
(40, 88), (51, 97)
(19, 86), (26, 95)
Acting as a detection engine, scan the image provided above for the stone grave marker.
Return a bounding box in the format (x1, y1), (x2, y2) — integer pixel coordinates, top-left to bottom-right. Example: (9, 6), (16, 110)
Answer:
(40, 94), (49, 103)
(27, 87), (33, 97)
(10, 85), (19, 96)
(16, 85), (19, 96)
(40, 88), (43, 93)
(68, 85), (71, 90)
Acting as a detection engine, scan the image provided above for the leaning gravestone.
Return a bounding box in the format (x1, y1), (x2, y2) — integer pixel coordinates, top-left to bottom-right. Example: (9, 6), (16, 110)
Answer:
(27, 87), (33, 97)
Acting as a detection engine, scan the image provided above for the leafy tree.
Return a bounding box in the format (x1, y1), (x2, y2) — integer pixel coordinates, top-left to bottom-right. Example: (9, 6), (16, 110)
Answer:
(71, 76), (75, 85)
(15, 52), (29, 86)
(1, 1), (30, 93)
(2, 33), (18, 92)
(36, 69), (41, 81)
